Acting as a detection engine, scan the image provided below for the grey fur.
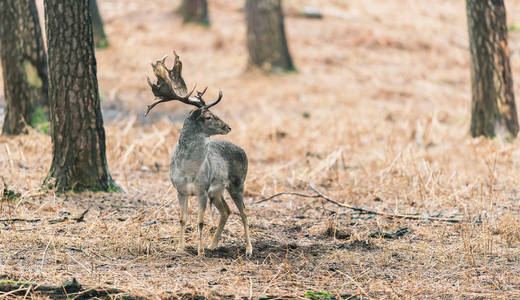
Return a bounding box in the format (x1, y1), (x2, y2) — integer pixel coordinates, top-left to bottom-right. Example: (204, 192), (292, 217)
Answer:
(170, 108), (252, 256)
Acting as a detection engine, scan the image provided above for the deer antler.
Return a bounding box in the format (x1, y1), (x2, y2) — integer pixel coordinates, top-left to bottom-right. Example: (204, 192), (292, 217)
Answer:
(205, 90), (223, 109)
(194, 87), (208, 106)
(145, 52), (200, 116)
(145, 52), (224, 116)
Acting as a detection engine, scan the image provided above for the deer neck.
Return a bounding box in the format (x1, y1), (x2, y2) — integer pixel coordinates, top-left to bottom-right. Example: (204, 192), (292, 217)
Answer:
(174, 124), (210, 175)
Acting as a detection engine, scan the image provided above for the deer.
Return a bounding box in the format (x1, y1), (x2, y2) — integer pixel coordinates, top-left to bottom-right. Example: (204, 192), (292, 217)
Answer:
(145, 52), (252, 257)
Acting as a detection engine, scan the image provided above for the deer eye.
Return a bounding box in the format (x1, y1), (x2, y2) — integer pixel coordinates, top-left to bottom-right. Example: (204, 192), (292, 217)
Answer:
(204, 116), (212, 120)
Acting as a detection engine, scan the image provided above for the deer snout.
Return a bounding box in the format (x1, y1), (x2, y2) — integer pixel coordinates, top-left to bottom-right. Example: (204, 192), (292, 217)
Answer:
(222, 124), (231, 133)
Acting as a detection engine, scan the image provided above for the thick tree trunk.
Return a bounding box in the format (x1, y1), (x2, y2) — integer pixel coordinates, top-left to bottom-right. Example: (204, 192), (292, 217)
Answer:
(179, 0), (209, 25)
(0, 0), (48, 135)
(43, 0), (119, 192)
(246, 0), (295, 72)
(89, 0), (109, 48)
(466, 0), (519, 139)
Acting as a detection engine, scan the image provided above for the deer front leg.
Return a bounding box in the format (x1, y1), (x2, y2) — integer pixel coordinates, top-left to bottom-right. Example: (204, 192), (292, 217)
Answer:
(177, 192), (188, 253)
(197, 192), (209, 257)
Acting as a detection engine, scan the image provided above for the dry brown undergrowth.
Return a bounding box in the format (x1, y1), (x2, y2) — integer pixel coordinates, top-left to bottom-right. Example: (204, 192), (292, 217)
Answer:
(1, 0), (520, 298)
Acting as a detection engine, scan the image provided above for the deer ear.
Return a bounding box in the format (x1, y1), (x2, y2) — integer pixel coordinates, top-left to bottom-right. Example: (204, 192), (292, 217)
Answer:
(190, 108), (203, 119)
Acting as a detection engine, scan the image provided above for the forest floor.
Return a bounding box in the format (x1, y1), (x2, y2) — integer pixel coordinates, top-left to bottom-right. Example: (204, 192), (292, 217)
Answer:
(2, 0), (520, 298)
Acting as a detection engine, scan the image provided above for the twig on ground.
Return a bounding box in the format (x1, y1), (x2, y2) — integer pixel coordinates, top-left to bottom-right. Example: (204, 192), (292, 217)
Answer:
(48, 208), (89, 224)
(48, 217), (68, 224)
(1, 209), (89, 225)
(65, 246), (91, 257)
(0, 279), (126, 298)
(0, 218), (41, 223)
(258, 183), (464, 223)
(256, 192), (320, 204)
(72, 208), (89, 222)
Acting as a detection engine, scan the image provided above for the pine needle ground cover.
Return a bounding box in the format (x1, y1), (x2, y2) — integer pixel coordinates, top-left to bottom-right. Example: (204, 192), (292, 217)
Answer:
(1, 0), (520, 298)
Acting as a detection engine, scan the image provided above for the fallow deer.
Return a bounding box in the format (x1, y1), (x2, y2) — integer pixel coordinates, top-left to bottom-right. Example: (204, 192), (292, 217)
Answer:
(145, 52), (252, 257)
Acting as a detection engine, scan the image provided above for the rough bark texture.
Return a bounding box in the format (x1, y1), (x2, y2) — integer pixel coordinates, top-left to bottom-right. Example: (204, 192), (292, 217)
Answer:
(246, 0), (295, 72)
(179, 0), (209, 25)
(43, 0), (119, 192)
(0, 0), (48, 135)
(89, 0), (109, 48)
(466, 0), (519, 139)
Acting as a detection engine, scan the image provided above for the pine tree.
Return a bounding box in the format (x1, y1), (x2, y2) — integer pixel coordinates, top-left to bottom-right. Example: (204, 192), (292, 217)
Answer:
(43, 0), (119, 192)
(0, 0), (48, 135)
(466, 0), (519, 139)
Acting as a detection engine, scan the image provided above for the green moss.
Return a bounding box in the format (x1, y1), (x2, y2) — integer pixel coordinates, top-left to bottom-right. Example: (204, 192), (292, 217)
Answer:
(72, 180), (123, 194)
(30, 107), (49, 133)
(283, 66), (298, 74)
(99, 91), (106, 102)
(2, 189), (21, 202)
(0, 280), (34, 286)
(40, 123), (50, 134)
(95, 38), (109, 49)
(23, 60), (42, 88)
(198, 20), (210, 27)
(508, 23), (520, 31)
(305, 290), (333, 300)
(106, 184), (123, 193)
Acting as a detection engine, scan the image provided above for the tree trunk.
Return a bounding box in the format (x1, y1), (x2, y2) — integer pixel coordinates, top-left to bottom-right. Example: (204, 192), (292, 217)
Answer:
(0, 0), (48, 135)
(89, 0), (109, 48)
(43, 0), (119, 192)
(179, 0), (209, 25)
(246, 0), (295, 72)
(466, 0), (519, 139)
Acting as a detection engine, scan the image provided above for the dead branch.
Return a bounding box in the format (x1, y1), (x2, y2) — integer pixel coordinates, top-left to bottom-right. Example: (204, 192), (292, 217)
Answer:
(49, 208), (90, 224)
(1, 209), (89, 225)
(47, 217), (68, 224)
(256, 192), (321, 204)
(0, 218), (41, 223)
(65, 246), (91, 257)
(0, 278), (128, 299)
(258, 183), (464, 223)
(72, 208), (89, 222)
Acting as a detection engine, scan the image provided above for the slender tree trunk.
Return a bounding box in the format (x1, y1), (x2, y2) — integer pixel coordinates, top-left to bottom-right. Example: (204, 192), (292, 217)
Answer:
(246, 0), (295, 72)
(43, 0), (119, 192)
(466, 0), (519, 139)
(89, 0), (109, 48)
(179, 0), (209, 25)
(0, 0), (48, 135)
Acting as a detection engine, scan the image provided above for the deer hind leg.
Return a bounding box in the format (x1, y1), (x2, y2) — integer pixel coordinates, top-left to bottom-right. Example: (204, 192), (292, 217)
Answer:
(228, 185), (252, 257)
(196, 192), (209, 257)
(177, 192), (188, 253)
(208, 192), (230, 250)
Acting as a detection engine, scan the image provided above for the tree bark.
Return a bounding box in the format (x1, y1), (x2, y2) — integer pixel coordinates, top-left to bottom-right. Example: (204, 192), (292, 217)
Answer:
(43, 0), (119, 192)
(246, 0), (295, 72)
(89, 0), (109, 48)
(466, 0), (519, 139)
(179, 0), (209, 25)
(0, 0), (48, 135)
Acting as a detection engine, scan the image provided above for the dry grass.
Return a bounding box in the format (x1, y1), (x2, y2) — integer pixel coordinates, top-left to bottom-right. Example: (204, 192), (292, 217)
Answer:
(1, 0), (520, 298)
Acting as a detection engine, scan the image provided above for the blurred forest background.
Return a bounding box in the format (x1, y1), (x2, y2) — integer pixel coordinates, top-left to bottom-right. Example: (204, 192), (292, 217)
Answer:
(1, 0), (520, 298)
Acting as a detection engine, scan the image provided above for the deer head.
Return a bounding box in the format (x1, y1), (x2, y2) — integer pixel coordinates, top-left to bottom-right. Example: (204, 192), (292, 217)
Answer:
(145, 52), (229, 135)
